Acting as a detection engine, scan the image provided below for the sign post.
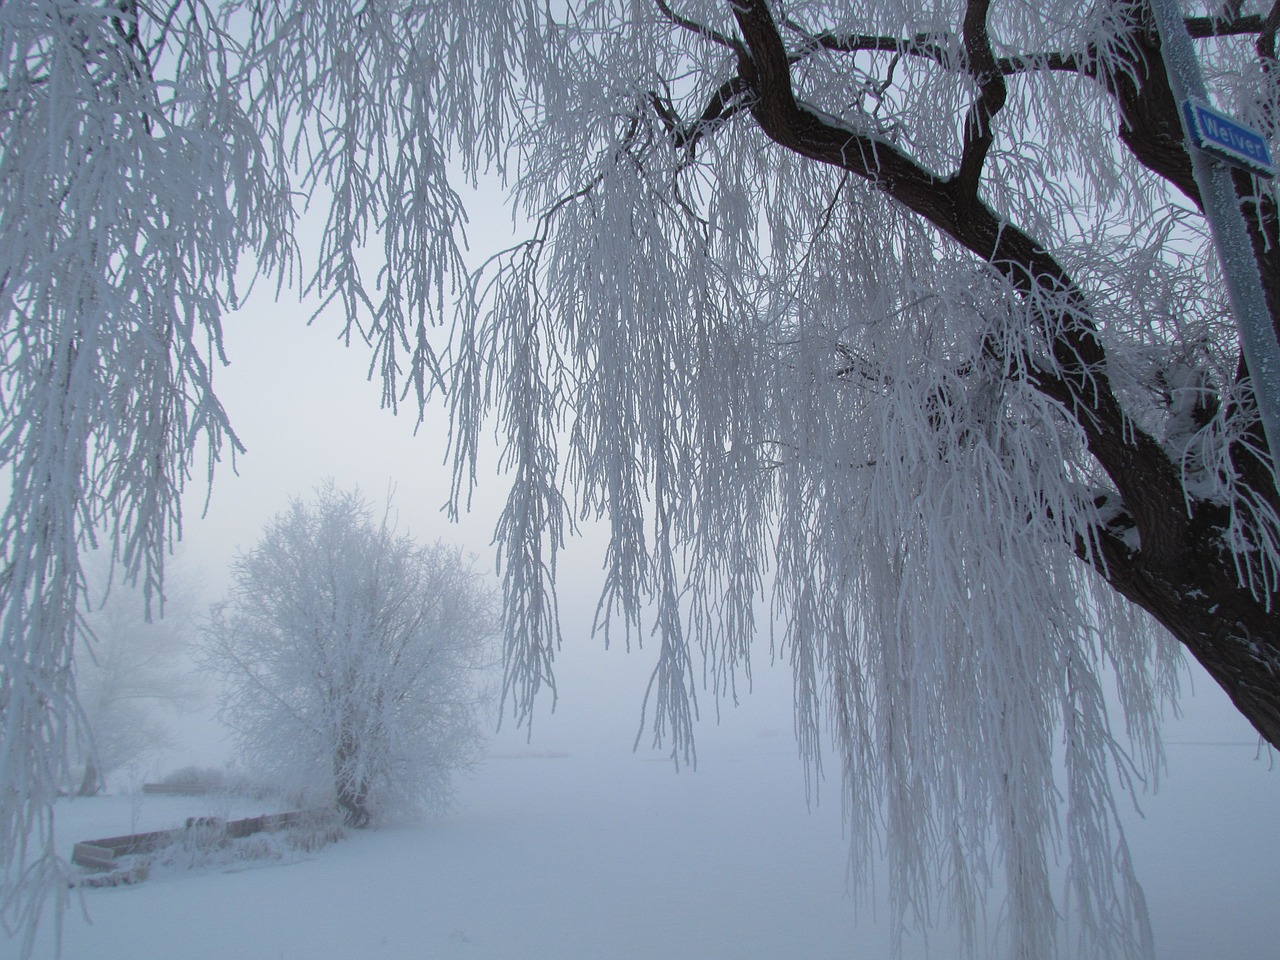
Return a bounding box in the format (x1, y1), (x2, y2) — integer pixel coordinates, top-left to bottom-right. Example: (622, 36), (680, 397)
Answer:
(1149, 0), (1280, 471)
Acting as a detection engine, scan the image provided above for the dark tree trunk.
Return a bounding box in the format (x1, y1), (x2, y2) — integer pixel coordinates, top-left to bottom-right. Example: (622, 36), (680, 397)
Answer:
(77, 760), (102, 798)
(1084, 519), (1280, 747)
(336, 782), (371, 828)
(334, 730), (371, 827)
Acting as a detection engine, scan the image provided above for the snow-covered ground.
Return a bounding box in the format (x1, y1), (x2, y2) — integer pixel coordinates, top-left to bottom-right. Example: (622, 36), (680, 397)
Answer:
(37, 746), (880, 960)
(19, 700), (1280, 960)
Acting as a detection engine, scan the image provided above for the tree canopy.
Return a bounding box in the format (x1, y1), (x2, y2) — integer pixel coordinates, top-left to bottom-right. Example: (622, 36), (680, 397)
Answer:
(2, 2), (1279, 957)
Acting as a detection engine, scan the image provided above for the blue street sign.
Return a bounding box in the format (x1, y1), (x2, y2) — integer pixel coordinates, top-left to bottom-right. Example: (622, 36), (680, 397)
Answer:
(1182, 99), (1275, 178)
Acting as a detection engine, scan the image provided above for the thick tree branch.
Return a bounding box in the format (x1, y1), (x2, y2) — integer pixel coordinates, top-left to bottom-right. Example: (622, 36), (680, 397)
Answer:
(1078, 516), (1280, 748)
(724, 0), (1280, 747)
(780, 18), (1085, 77)
(729, 0), (1188, 564)
(1259, 0), (1280, 58)
(781, 21), (960, 68)
(777, 7), (1276, 82)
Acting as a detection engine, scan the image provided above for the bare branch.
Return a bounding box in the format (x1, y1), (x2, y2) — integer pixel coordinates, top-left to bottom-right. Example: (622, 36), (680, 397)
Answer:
(956, 0), (1007, 197)
(780, 20), (960, 68)
(653, 0), (742, 52)
(1259, 0), (1280, 57)
(1185, 12), (1265, 37)
(648, 77), (752, 156)
(781, 17), (1085, 78)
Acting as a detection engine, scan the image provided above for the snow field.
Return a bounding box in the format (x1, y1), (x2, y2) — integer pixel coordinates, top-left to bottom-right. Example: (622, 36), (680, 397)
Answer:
(24, 716), (1279, 960)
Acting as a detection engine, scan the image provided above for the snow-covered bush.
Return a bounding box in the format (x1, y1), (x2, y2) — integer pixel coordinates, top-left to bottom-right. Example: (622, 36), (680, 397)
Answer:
(202, 484), (495, 826)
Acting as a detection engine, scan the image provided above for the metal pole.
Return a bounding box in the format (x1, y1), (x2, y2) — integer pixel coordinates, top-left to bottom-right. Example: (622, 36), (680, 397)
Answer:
(1148, 0), (1280, 468)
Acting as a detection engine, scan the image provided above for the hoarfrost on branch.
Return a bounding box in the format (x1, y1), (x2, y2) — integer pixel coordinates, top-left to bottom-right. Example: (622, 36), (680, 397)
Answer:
(3, 2), (1280, 958)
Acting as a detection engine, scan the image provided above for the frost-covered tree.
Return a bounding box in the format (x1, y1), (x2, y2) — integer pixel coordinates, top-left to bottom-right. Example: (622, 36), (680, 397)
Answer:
(3, 1), (1280, 957)
(74, 562), (199, 796)
(202, 485), (494, 827)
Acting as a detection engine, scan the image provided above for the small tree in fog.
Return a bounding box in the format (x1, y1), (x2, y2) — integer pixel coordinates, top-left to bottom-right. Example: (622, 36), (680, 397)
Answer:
(203, 485), (494, 826)
(75, 565), (199, 796)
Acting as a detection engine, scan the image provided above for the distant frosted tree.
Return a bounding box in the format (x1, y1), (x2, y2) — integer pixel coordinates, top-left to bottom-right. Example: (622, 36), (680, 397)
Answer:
(3, 2), (1279, 958)
(74, 563), (199, 796)
(202, 485), (494, 827)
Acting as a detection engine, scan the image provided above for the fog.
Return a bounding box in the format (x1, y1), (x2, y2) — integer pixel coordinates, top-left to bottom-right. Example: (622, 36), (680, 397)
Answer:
(30, 284), (1278, 960)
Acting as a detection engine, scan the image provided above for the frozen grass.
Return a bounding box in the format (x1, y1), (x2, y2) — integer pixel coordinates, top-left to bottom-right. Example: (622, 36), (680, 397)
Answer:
(70, 812), (345, 890)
